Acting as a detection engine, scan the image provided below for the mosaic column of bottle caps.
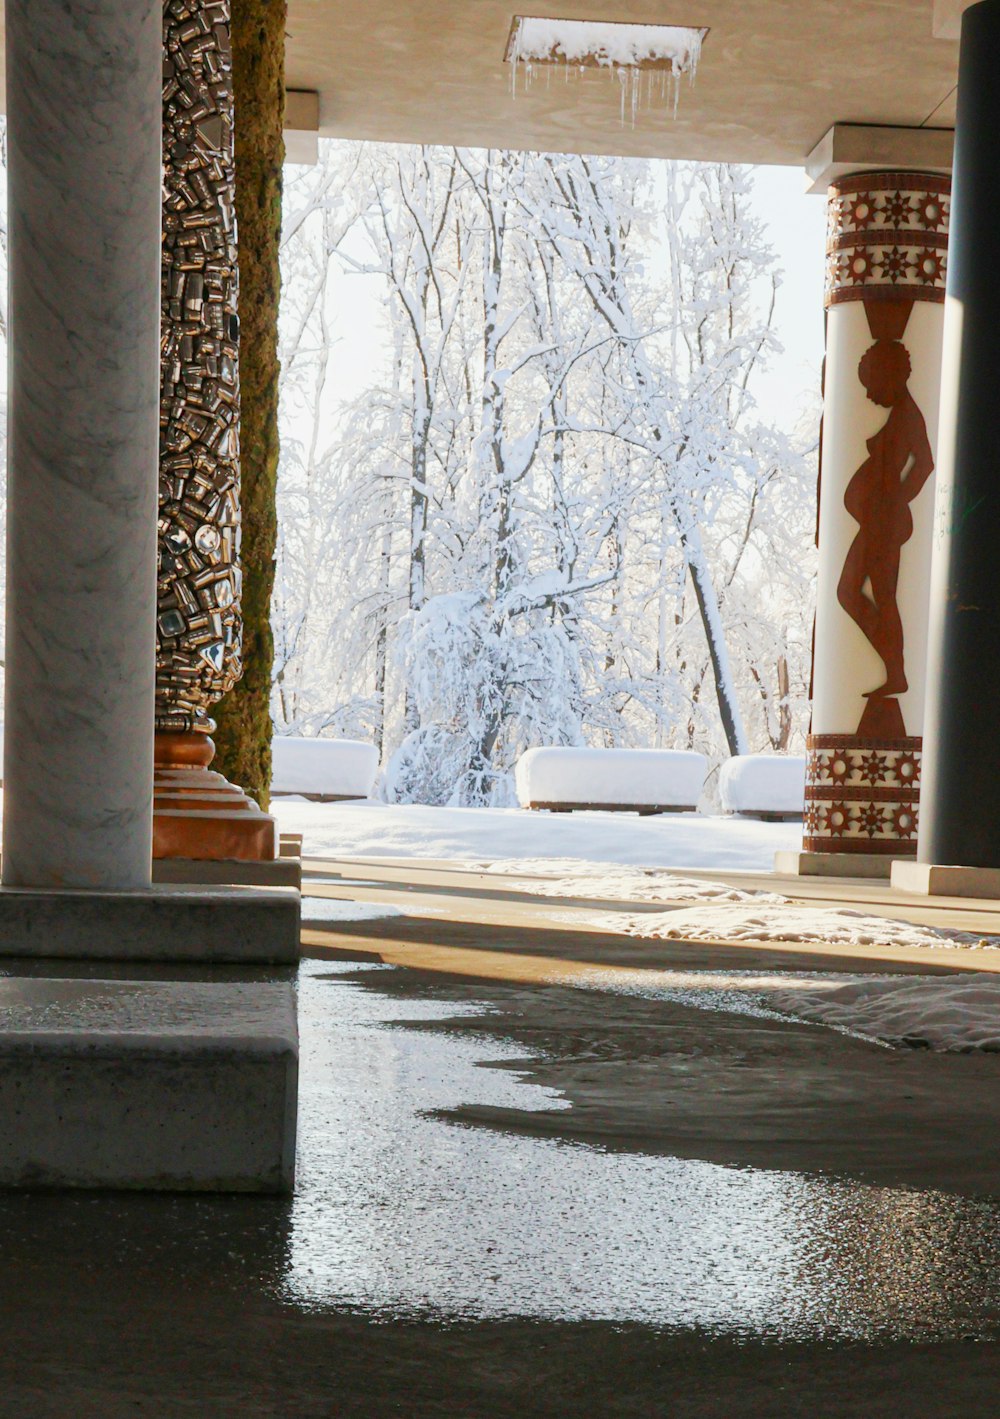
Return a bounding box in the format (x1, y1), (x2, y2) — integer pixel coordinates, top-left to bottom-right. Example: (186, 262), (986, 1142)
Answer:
(158, 0), (243, 734)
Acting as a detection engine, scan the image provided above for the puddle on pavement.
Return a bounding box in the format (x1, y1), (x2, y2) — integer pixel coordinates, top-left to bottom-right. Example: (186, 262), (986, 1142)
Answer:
(284, 961), (1000, 1342)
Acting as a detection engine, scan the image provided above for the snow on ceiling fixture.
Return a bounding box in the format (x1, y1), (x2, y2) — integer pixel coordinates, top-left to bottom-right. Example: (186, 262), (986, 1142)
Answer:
(505, 16), (707, 125)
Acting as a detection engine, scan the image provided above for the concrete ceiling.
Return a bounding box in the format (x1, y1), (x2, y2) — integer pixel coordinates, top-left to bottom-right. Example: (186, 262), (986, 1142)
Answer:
(284, 0), (959, 167)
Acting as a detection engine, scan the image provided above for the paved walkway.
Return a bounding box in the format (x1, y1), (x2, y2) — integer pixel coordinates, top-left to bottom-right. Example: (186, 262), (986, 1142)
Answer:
(2, 857), (1000, 1416)
(302, 853), (1000, 970)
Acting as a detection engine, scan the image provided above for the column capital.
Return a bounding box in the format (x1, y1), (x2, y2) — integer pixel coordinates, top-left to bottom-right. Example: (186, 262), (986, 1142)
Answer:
(805, 125), (953, 195)
(825, 172), (951, 310)
(285, 90), (319, 166)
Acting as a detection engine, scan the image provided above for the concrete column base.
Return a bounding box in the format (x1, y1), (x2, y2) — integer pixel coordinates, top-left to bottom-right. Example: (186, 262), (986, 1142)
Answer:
(0, 885), (300, 963)
(891, 860), (1000, 899)
(774, 850), (893, 880)
(0, 978), (297, 1192)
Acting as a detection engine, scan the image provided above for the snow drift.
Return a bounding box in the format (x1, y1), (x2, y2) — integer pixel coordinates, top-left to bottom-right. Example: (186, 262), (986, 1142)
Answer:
(271, 736), (378, 799)
(718, 755), (805, 817)
(515, 746), (708, 811)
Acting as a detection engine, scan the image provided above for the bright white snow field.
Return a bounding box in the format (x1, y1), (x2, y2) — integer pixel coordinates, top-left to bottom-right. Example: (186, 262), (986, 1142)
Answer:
(274, 799), (798, 872)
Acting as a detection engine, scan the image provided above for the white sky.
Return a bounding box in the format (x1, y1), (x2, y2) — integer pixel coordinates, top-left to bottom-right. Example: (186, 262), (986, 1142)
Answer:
(747, 165), (827, 430)
(308, 157), (827, 442)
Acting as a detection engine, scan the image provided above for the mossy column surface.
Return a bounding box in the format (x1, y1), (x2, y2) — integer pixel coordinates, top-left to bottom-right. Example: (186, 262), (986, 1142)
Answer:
(213, 0), (286, 808)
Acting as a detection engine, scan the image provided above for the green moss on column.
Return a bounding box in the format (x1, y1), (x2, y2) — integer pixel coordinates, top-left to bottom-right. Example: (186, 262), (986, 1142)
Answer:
(213, 0), (286, 809)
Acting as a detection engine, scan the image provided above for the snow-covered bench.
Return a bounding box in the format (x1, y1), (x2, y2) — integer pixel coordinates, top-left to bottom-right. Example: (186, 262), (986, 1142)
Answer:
(515, 746), (707, 815)
(718, 754), (805, 821)
(270, 736), (379, 802)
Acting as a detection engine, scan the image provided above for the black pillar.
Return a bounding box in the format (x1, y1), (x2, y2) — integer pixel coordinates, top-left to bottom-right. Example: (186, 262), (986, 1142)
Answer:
(920, 0), (1000, 866)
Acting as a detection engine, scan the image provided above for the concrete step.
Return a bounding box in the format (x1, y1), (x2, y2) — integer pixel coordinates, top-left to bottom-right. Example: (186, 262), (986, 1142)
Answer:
(0, 976), (297, 1191)
(0, 885), (300, 963)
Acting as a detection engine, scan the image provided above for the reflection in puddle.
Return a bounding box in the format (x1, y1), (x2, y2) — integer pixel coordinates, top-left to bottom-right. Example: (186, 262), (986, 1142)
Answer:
(286, 962), (1000, 1342)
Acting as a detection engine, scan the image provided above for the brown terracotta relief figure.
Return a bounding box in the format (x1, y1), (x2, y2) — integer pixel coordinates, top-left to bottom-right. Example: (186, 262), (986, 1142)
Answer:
(837, 299), (933, 736)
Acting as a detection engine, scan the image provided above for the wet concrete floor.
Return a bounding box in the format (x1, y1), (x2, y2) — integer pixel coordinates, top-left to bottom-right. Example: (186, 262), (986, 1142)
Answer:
(2, 890), (1000, 1415)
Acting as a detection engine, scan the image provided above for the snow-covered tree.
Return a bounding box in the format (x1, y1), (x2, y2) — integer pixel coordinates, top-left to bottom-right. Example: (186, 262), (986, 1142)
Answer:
(273, 140), (816, 804)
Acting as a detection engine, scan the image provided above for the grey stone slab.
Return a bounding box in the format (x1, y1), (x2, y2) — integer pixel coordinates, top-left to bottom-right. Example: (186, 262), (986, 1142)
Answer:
(891, 860), (1000, 900)
(0, 977), (297, 1191)
(774, 850), (893, 880)
(0, 885), (300, 963)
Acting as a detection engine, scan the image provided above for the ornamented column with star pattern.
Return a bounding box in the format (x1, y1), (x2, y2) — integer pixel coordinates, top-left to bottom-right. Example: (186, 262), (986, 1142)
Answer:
(155, 0), (276, 862)
(804, 172), (950, 861)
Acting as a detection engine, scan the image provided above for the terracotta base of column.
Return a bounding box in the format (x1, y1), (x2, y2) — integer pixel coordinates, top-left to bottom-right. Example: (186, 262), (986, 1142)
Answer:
(802, 734), (921, 858)
(153, 733), (277, 863)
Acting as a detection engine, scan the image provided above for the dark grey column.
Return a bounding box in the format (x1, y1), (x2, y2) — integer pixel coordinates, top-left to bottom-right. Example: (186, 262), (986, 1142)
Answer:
(2, 0), (162, 888)
(920, 0), (1000, 867)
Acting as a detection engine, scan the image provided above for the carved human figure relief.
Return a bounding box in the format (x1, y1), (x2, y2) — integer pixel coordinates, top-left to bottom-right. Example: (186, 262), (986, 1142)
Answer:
(836, 299), (933, 737)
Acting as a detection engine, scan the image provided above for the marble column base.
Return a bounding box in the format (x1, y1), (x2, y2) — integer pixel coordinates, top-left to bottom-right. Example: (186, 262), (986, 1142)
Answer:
(0, 977), (297, 1192)
(891, 861), (1000, 900)
(775, 850), (893, 880)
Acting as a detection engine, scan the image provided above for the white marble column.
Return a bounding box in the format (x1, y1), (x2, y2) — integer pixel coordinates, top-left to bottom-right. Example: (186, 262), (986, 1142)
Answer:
(2, 0), (162, 889)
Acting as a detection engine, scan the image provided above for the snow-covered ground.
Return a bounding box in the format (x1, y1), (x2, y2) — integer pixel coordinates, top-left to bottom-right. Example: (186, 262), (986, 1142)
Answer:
(286, 799), (1000, 1055)
(486, 867), (788, 903)
(274, 799), (799, 872)
(601, 904), (998, 953)
(763, 973), (1000, 1052)
(579, 967), (1000, 1054)
(301, 898), (408, 924)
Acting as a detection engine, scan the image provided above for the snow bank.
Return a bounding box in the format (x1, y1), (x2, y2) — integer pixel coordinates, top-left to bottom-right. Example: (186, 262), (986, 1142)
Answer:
(602, 903), (997, 952)
(515, 746), (707, 811)
(762, 974), (1000, 1052)
(300, 898), (406, 924)
(575, 966), (1000, 1053)
(271, 736), (378, 799)
(485, 863), (787, 904)
(718, 755), (805, 817)
(271, 800), (800, 872)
